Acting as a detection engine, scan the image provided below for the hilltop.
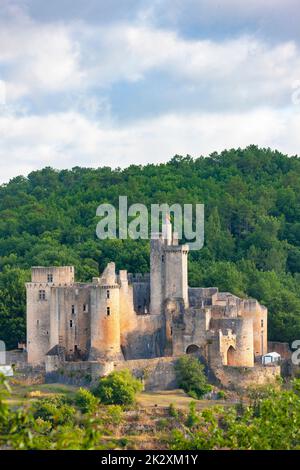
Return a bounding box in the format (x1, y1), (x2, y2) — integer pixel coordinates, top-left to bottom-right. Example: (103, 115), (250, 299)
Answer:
(1, 145), (300, 348)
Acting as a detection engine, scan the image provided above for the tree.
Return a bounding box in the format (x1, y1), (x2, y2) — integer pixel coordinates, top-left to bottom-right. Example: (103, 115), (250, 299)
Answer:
(175, 356), (212, 399)
(93, 369), (143, 405)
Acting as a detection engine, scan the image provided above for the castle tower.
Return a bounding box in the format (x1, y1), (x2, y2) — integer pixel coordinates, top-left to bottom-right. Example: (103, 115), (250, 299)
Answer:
(26, 266), (74, 364)
(150, 216), (189, 314)
(89, 262), (122, 360)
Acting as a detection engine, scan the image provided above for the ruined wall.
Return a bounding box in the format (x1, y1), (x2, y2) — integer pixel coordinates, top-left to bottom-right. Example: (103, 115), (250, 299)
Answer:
(213, 364), (280, 390)
(6, 350), (27, 366)
(132, 280), (150, 314)
(171, 306), (210, 356)
(45, 357), (114, 385)
(210, 318), (254, 367)
(121, 314), (164, 360)
(188, 287), (218, 307)
(115, 356), (178, 390)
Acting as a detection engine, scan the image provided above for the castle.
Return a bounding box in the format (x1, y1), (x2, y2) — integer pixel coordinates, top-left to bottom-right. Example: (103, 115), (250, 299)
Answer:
(26, 217), (268, 377)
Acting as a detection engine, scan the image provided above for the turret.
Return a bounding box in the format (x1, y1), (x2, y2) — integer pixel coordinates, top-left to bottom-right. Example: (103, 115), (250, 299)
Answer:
(150, 216), (189, 314)
(89, 263), (122, 360)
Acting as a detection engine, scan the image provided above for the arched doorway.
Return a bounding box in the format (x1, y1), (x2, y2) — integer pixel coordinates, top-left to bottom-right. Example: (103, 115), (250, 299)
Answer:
(186, 344), (200, 354)
(227, 345), (236, 366)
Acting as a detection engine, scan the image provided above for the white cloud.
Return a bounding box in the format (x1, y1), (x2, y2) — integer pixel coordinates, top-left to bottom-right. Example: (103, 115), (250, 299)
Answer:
(0, 3), (299, 184)
(0, 107), (299, 183)
(1, 13), (300, 110)
(0, 14), (84, 100)
(79, 23), (300, 94)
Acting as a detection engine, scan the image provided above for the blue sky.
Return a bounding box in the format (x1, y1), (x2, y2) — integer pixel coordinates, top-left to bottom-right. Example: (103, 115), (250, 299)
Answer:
(0, 0), (300, 182)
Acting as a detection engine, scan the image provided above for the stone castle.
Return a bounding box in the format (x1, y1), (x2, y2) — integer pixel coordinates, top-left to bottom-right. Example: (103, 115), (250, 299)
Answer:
(26, 217), (268, 380)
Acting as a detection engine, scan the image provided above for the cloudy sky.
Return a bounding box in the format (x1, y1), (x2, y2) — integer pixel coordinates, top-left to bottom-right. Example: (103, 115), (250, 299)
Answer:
(0, 0), (300, 183)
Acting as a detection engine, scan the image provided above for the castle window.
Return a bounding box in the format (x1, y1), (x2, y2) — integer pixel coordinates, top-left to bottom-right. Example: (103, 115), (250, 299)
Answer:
(71, 305), (75, 315)
(38, 290), (46, 301)
(83, 304), (88, 312)
(106, 307), (111, 316)
(70, 320), (73, 328)
(162, 255), (165, 262)
(36, 320), (39, 326)
(261, 319), (264, 327)
(47, 274), (53, 283)
(106, 290), (110, 299)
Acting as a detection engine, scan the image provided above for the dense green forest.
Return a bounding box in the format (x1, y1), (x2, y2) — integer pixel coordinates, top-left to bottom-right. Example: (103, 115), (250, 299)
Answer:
(1, 145), (300, 349)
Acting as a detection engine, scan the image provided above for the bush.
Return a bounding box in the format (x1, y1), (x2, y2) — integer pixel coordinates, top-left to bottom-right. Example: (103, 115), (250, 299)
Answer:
(217, 390), (227, 400)
(31, 395), (76, 426)
(175, 355), (212, 399)
(93, 369), (143, 405)
(186, 401), (199, 428)
(168, 403), (179, 418)
(171, 380), (300, 450)
(107, 405), (123, 425)
(75, 388), (99, 414)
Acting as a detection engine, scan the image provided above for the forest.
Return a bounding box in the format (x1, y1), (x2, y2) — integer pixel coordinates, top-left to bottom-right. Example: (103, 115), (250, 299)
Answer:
(1, 145), (300, 349)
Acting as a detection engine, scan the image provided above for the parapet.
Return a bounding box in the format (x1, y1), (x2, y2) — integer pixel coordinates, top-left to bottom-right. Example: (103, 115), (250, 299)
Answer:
(30, 266), (74, 285)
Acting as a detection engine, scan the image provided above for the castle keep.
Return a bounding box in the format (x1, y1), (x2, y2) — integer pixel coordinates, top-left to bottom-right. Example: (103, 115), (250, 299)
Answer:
(26, 218), (268, 378)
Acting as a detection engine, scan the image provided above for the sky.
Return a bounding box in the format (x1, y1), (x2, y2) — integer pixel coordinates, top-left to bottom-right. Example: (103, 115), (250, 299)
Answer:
(0, 0), (300, 183)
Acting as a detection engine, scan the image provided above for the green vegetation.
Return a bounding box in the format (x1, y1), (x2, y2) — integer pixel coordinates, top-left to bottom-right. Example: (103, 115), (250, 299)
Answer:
(175, 355), (212, 399)
(32, 395), (76, 426)
(1, 146), (300, 346)
(171, 380), (300, 450)
(2, 375), (300, 450)
(75, 387), (99, 414)
(92, 369), (143, 405)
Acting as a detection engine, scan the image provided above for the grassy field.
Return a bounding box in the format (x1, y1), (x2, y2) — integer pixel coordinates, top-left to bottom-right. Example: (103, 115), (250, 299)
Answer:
(137, 389), (231, 410)
(6, 381), (233, 410)
(2, 381), (239, 450)
(4, 382), (78, 407)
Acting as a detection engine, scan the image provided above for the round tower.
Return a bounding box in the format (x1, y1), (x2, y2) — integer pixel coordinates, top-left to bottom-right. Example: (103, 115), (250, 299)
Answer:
(89, 263), (122, 360)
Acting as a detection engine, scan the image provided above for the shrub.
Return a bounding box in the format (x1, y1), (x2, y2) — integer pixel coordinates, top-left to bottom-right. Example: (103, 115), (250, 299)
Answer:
(186, 401), (199, 428)
(217, 390), (227, 400)
(171, 382), (300, 450)
(75, 387), (99, 414)
(156, 418), (169, 431)
(107, 405), (123, 425)
(31, 395), (76, 426)
(93, 369), (143, 405)
(175, 355), (212, 399)
(168, 403), (179, 418)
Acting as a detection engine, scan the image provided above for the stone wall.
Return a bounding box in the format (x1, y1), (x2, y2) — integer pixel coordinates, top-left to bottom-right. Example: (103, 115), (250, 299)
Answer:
(13, 364), (45, 386)
(213, 364), (280, 390)
(6, 350), (27, 366)
(115, 356), (178, 391)
(45, 357), (114, 385)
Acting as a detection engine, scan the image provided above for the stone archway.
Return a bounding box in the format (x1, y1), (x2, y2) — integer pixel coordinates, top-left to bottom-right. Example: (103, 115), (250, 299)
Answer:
(186, 344), (200, 354)
(227, 345), (236, 366)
